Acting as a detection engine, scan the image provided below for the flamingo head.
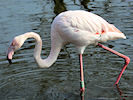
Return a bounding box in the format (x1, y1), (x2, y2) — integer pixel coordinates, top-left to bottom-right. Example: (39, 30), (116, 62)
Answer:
(7, 35), (25, 64)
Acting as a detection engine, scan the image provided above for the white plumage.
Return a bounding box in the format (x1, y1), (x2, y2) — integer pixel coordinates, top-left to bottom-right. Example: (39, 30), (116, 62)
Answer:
(7, 10), (126, 68)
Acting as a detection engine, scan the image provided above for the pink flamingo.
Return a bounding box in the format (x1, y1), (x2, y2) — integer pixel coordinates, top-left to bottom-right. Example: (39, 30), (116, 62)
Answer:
(7, 10), (130, 92)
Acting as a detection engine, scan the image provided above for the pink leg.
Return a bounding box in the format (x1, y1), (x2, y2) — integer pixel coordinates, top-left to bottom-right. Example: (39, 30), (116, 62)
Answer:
(98, 43), (130, 84)
(79, 54), (85, 92)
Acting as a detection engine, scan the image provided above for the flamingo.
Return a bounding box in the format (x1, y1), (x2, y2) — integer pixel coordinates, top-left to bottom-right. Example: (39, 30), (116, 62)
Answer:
(7, 10), (130, 92)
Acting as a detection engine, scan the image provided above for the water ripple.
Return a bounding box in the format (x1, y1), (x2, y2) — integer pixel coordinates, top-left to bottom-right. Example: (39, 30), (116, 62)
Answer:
(0, 0), (133, 100)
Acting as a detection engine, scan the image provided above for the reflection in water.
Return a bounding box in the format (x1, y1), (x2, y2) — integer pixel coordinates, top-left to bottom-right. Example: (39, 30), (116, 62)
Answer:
(80, 0), (93, 11)
(53, 0), (94, 15)
(0, 0), (133, 100)
(80, 91), (84, 100)
(53, 0), (67, 15)
(115, 84), (128, 100)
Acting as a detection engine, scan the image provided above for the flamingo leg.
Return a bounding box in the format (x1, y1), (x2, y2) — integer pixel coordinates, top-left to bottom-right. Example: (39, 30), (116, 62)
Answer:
(79, 54), (85, 92)
(97, 43), (130, 85)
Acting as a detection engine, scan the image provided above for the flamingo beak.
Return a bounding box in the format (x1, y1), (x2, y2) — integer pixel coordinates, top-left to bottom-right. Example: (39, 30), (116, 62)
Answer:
(7, 46), (14, 64)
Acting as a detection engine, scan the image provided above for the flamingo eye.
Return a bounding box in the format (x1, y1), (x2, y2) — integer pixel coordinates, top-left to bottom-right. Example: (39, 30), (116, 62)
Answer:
(10, 40), (19, 50)
(11, 39), (18, 46)
(11, 42), (15, 46)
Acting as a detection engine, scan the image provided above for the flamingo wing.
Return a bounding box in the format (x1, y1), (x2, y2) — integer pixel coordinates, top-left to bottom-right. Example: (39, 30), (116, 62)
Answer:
(52, 10), (126, 46)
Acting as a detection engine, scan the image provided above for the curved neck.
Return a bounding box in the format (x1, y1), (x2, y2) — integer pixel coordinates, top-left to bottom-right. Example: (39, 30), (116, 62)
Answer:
(24, 32), (62, 68)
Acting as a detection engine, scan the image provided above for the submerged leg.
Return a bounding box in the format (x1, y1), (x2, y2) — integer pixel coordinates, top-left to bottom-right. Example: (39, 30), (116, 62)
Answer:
(97, 43), (130, 84)
(79, 54), (85, 92)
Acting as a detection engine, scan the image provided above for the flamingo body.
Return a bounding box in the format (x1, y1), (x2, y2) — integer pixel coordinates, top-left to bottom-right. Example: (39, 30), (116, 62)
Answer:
(7, 10), (126, 67)
(51, 10), (126, 54)
(7, 10), (129, 91)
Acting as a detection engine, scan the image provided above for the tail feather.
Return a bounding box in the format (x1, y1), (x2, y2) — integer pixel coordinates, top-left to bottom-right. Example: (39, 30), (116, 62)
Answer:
(109, 24), (122, 33)
(100, 24), (126, 42)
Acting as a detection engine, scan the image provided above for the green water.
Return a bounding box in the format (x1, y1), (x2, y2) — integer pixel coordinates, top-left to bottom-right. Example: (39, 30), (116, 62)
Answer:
(0, 0), (133, 100)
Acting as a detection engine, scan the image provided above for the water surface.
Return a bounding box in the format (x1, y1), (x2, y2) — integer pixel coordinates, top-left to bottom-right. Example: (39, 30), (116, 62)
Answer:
(0, 0), (133, 100)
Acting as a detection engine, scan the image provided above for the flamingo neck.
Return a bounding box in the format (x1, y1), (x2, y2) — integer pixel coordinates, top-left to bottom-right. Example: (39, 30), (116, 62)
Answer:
(24, 32), (61, 68)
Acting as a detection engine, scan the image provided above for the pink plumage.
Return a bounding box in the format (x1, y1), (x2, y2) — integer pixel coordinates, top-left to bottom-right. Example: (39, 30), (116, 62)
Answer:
(52, 10), (126, 53)
(7, 10), (130, 92)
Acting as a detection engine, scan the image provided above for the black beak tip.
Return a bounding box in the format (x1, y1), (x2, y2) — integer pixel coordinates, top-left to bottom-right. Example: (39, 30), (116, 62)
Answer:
(7, 56), (12, 64)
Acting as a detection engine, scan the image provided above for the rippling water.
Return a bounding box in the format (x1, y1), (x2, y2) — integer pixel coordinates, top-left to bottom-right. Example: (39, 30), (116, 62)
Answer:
(0, 0), (133, 100)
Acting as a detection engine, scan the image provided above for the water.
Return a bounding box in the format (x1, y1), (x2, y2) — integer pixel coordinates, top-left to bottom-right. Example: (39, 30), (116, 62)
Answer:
(0, 0), (133, 100)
